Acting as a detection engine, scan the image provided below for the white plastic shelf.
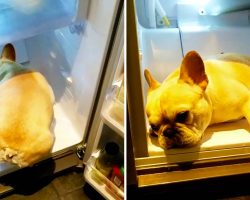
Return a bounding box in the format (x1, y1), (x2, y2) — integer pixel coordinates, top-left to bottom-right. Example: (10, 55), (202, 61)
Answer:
(0, 0), (78, 45)
(101, 98), (124, 137)
(84, 151), (124, 200)
(145, 119), (250, 165)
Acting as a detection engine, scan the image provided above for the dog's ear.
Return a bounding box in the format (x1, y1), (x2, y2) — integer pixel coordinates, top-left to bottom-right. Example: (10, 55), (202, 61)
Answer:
(179, 51), (208, 90)
(1, 43), (16, 62)
(144, 69), (160, 90)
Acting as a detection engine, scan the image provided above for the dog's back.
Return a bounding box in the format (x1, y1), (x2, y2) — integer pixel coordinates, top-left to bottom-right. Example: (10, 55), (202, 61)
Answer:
(202, 54), (250, 124)
(0, 44), (54, 167)
(164, 52), (250, 125)
(214, 53), (250, 66)
(205, 53), (250, 89)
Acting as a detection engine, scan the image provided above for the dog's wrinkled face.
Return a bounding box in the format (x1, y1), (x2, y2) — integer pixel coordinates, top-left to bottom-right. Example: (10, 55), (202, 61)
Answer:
(145, 51), (212, 149)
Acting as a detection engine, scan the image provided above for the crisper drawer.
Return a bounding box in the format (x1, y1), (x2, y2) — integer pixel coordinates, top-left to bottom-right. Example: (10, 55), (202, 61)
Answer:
(0, 0), (80, 45)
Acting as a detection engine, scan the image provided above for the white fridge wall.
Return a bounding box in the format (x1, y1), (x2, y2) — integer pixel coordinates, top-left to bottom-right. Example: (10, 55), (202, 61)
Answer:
(140, 28), (183, 102)
(21, 0), (118, 153)
(138, 0), (250, 92)
(180, 27), (250, 57)
(135, 0), (178, 29)
(136, 0), (182, 100)
(141, 28), (183, 83)
(177, 3), (250, 57)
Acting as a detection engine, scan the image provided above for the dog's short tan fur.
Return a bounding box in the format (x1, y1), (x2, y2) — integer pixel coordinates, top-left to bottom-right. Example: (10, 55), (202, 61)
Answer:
(0, 44), (54, 167)
(145, 51), (250, 149)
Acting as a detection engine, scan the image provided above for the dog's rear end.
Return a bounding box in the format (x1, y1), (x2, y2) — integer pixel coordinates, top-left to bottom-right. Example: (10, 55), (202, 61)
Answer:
(0, 44), (54, 167)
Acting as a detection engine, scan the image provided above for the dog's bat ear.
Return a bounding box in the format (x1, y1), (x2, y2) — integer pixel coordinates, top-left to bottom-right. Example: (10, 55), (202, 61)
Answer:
(1, 43), (16, 62)
(179, 51), (208, 90)
(144, 69), (160, 90)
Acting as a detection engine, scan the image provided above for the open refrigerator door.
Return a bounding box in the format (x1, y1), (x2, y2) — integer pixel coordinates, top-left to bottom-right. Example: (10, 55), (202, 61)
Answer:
(83, 36), (124, 199)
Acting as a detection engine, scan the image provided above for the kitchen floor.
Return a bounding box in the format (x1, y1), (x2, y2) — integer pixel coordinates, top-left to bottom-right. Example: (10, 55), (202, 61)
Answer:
(1, 167), (104, 200)
(2, 171), (250, 200)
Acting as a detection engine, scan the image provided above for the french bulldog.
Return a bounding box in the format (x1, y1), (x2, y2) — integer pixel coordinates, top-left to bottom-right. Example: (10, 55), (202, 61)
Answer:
(0, 43), (54, 167)
(145, 51), (250, 149)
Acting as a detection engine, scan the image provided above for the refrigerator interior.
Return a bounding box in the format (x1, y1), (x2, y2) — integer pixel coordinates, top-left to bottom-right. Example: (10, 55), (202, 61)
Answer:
(0, 0), (120, 173)
(135, 0), (250, 166)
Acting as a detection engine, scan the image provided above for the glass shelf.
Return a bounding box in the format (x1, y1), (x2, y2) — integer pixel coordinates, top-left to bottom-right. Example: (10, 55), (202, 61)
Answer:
(0, 0), (78, 45)
(136, 119), (250, 168)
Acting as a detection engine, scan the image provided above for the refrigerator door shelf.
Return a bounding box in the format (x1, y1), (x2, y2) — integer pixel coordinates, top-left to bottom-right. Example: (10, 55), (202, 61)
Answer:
(84, 151), (124, 200)
(101, 99), (124, 137)
(101, 97), (124, 138)
(0, 0), (80, 45)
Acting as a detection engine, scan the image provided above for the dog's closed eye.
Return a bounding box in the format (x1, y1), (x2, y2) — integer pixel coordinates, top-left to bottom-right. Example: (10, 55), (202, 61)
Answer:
(150, 124), (160, 132)
(176, 111), (189, 123)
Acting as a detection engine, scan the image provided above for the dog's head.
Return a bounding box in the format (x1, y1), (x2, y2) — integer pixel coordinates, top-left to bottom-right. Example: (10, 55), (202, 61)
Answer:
(145, 51), (212, 149)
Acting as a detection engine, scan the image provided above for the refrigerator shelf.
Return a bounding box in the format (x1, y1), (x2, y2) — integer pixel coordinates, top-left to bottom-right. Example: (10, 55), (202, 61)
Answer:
(143, 119), (250, 166)
(101, 98), (124, 137)
(0, 0), (78, 45)
(84, 151), (124, 200)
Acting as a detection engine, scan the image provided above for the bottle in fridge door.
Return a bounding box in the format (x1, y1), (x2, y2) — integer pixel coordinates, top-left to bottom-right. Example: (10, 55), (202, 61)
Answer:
(0, 0), (124, 197)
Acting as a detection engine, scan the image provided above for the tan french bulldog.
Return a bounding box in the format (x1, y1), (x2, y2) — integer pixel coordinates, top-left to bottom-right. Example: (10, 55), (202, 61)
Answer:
(0, 43), (54, 167)
(145, 51), (250, 149)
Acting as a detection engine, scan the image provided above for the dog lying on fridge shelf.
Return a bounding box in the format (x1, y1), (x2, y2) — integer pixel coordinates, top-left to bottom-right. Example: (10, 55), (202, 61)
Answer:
(0, 43), (54, 167)
(145, 51), (250, 149)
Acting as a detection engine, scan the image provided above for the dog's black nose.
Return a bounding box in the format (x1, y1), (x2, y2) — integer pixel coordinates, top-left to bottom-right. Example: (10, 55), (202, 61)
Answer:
(163, 129), (176, 138)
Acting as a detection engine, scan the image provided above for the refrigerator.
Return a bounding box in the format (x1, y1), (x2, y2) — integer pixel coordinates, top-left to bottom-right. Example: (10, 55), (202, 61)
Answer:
(0, 0), (124, 199)
(128, 0), (250, 195)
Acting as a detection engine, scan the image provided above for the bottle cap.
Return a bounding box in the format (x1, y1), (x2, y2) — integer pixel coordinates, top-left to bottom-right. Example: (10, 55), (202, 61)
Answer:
(120, 166), (124, 176)
(105, 142), (119, 155)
